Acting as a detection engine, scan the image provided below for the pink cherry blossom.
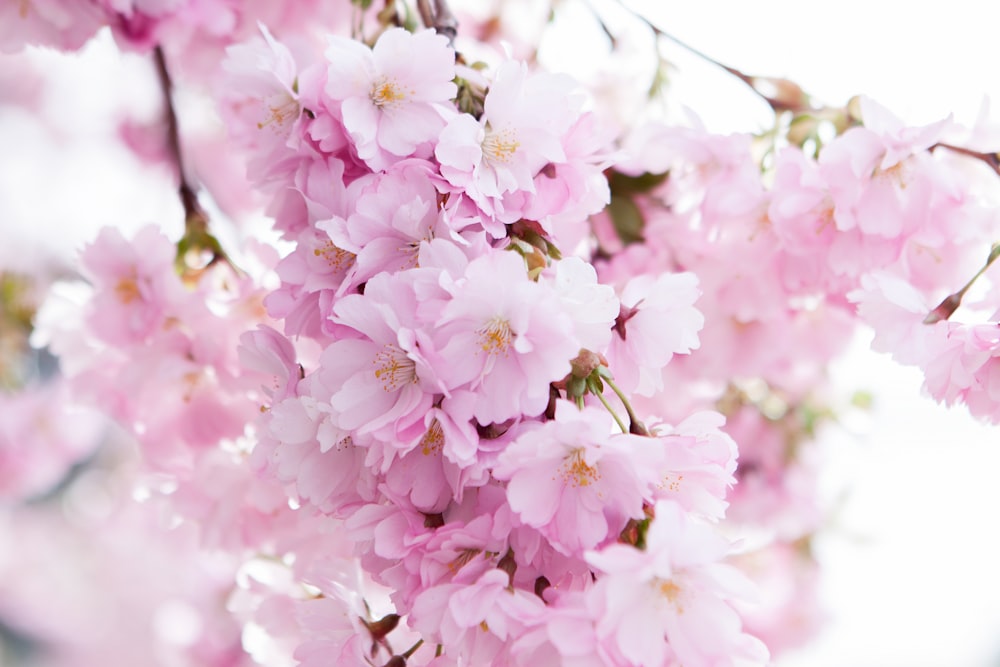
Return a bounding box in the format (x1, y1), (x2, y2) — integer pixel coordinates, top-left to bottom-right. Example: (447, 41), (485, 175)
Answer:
(494, 401), (662, 556)
(650, 411), (739, 520)
(325, 27), (457, 170)
(606, 271), (705, 396)
(433, 250), (580, 424)
(436, 60), (583, 225)
(586, 500), (769, 667)
(79, 225), (186, 347)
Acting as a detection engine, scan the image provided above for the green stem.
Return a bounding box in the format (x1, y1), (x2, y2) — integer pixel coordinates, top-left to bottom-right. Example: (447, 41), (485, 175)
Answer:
(594, 387), (628, 434)
(402, 639), (424, 659)
(602, 373), (648, 435)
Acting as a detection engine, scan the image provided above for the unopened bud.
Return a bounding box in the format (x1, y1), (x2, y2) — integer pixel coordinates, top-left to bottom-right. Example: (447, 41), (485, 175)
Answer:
(570, 349), (602, 378)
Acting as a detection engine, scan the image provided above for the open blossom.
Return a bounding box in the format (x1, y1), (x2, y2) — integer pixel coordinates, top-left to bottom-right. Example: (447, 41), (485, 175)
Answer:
(319, 159), (458, 294)
(325, 27), (457, 170)
(318, 271), (444, 444)
(434, 250), (580, 425)
(409, 569), (546, 667)
(651, 411), (739, 520)
(586, 501), (768, 667)
(545, 257), (619, 353)
(79, 225), (186, 346)
(436, 60), (583, 226)
(222, 24), (300, 145)
(494, 401), (662, 556)
(606, 271), (705, 396)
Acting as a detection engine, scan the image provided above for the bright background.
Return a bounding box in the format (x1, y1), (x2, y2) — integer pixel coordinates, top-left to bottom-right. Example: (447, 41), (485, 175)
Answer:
(629, 3), (1000, 665)
(3, 2), (1000, 665)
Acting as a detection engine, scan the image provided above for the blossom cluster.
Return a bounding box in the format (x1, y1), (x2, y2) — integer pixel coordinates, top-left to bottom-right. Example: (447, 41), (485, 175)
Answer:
(5, 2), (1000, 667)
(219, 25), (765, 666)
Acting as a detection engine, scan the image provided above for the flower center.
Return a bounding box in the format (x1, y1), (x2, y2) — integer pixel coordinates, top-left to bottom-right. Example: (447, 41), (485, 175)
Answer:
(656, 578), (685, 613)
(559, 449), (600, 488)
(420, 420), (444, 456)
(477, 316), (513, 355)
(373, 344), (417, 392)
(257, 92), (300, 133)
(370, 77), (407, 109)
(115, 276), (140, 304)
(313, 240), (355, 273)
(660, 473), (684, 493)
(482, 127), (520, 165)
(874, 158), (912, 189)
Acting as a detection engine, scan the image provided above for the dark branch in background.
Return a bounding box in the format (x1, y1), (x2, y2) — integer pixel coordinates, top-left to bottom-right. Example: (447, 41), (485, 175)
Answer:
(153, 46), (208, 236)
(930, 142), (1000, 178)
(924, 243), (1000, 324)
(920, 144), (1000, 323)
(602, 0), (813, 114)
(153, 46), (231, 271)
(417, 0), (458, 46)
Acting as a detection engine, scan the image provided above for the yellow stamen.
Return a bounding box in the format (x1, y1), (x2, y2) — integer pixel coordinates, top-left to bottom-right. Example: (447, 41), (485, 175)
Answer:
(477, 316), (513, 355)
(558, 449), (600, 488)
(482, 128), (520, 165)
(313, 240), (355, 272)
(652, 578), (685, 614)
(661, 473), (684, 493)
(115, 276), (140, 304)
(257, 93), (300, 133)
(420, 420), (444, 456)
(370, 77), (408, 109)
(372, 344), (416, 392)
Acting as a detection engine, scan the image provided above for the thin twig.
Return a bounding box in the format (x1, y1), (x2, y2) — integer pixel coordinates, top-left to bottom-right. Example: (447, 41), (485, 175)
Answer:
(930, 142), (1000, 178)
(924, 243), (1000, 323)
(153, 46), (208, 234)
(417, 0), (458, 46)
(602, 0), (812, 114)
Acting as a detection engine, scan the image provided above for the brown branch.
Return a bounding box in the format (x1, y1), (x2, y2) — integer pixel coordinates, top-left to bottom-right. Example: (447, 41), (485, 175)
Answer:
(602, 0), (813, 114)
(154, 46), (239, 273)
(924, 243), (1000, 324)
(930, 142), (1000, 178)
(417, 0), (458, 46)
(153, 46), (208, 236)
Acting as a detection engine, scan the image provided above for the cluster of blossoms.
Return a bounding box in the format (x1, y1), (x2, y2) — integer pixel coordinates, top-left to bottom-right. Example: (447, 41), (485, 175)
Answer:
(5, 1), (1000, 666)
(217, 24), (767, 666)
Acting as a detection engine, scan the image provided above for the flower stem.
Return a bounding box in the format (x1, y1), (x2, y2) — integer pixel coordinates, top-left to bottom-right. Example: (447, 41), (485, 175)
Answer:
(602, 372), (649, 436)
(924, 242), (1000, 323)
(401, 639), (424, 659)
(593, 385), (628, 434)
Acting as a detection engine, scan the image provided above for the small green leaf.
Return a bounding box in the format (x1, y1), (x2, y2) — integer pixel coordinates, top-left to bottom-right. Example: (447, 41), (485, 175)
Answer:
(607, 194), (645, 245)
(608, 170), (669, 195)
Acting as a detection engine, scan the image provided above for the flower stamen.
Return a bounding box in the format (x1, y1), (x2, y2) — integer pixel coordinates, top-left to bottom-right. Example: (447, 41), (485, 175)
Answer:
(370, 77), (407, 109)
(477, 317), (513, 355)
(559, 449), (600, 488)
(373, 344), (417, 392)
(482, 128), (520, 165)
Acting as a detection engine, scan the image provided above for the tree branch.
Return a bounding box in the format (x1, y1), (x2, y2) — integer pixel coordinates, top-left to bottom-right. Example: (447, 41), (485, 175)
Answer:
(417, 0), (458, 46)
(153, 46), (208, 235)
